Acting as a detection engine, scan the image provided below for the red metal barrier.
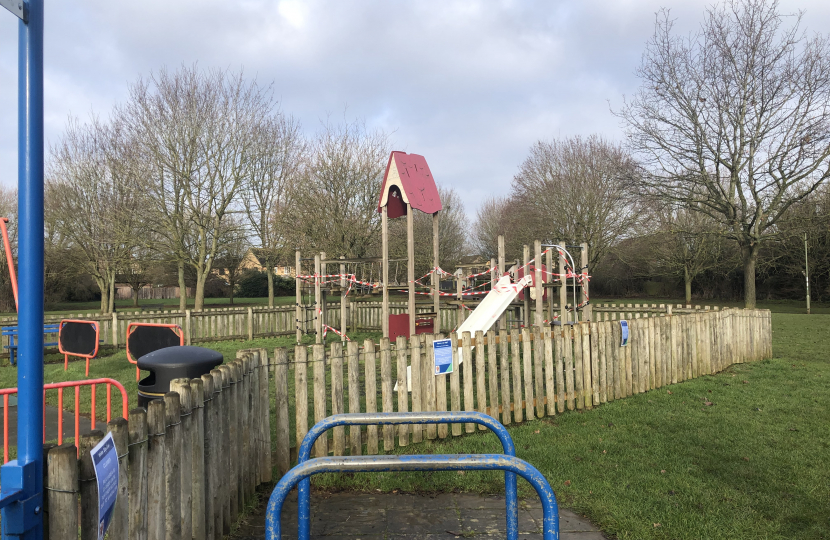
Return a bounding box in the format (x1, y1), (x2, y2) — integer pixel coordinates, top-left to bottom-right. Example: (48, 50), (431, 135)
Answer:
(0, 378), (128, 463)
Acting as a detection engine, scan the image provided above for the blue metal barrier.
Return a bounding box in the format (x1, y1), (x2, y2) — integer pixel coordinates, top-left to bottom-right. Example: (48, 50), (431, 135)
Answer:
(265, 454), (560, 540)
(297, 411), (519, 540)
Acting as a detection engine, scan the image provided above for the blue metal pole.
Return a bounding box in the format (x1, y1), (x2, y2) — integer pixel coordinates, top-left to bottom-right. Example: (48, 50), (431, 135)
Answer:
(0, 0), (45, 537)
(296, 412), (518, 540)
(265, 454), (560, 540)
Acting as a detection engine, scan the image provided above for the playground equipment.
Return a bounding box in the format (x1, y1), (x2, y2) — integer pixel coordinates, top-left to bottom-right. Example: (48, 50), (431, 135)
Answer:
(268, 411), (558, 540)
(57, 319), (100, 375)
(125, 322), (185, 381)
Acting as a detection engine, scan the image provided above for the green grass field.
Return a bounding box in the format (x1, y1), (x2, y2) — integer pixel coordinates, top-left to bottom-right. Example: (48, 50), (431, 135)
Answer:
(307, 312), (830, 540)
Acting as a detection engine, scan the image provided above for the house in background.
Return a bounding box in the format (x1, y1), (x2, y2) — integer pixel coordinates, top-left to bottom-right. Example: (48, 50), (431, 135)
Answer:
(239, 248), (295, 277)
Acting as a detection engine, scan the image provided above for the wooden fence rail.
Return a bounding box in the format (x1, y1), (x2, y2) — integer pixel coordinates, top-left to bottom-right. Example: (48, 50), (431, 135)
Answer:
(1, 302), (725, 354)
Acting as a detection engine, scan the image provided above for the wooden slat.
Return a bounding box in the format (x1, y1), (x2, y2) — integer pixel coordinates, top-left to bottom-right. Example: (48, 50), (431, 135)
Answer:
(510, 328), (523, 422)
(556, 327), (567, 413)
(425, 334), (437, 440)
(396, 336), (409, 446)
(294, 346), (308, 456)
(499, 329), (511, 425)
(347, 341), (362, 455)
(543, 328), (555, 416)
(487, 329), (499, 420)
(434, 333), (448, 438)
(573, 324), (584, 409)
(462, 331), (475, 433)
(581, 323), (592, 408)
(273, 348), (290, 475)
(364, 339), (378, 455)
(522, 328), (534, 420)
(450, 333), (462, 436)
(475, 330), (487, 430)
(380, 338), (395, 452)
(331, 341), (346, 456)
(533, 327), (545, 418)
(596, 321), (607, 403)
(410, 336), (423, 443)
(312, 344), (327, 457)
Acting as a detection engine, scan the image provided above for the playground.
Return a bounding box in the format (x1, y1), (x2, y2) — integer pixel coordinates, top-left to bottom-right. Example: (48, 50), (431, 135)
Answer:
(0, 5), (824, 539)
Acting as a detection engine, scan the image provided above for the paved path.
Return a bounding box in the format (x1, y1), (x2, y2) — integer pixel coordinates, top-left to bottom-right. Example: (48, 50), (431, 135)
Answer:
(2, 400), (93, 445)
(233, 491), (608, 539)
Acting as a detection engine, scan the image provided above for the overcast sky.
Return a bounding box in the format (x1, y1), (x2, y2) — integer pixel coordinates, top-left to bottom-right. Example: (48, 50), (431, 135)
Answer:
(1, 0), (829, 216)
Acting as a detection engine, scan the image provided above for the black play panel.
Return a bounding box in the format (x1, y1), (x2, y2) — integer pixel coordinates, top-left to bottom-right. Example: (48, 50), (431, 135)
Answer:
(127, 325), (182, 362)
(59, 321), (98, 357)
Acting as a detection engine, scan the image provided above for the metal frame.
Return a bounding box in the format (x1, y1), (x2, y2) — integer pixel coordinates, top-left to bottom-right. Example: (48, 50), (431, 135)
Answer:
(265, 454), (560, 540)
(0, 0), (45, 537)
(125, 322), (185, 381)
(58, 319), (100, 376)
(297, 411), (519, 540)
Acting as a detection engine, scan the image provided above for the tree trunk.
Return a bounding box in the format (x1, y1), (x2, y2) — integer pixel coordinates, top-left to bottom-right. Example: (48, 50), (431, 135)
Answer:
(132, 287), (140, 307)
(684, 265), (692, 304)
(741, 244), (759, 309)
(194, 268), (206, 311)
(108, 271), (116, 313)
(267, 266), (274, 308)
(178, 261), (187, 311)
(96, 276), (108, 313)
(228, 274), (235, 305)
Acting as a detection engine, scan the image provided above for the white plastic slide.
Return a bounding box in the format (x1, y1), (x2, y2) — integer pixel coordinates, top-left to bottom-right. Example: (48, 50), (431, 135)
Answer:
(396, 274), (531, 392)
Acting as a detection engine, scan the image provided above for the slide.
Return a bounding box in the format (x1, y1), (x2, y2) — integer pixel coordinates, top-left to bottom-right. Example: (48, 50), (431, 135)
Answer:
(397, 274), (531, 391)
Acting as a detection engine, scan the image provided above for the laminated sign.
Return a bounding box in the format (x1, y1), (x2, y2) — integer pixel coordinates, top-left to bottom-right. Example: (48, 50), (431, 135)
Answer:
(91, 432), (119, 540)
(620, 320), (629, 347)
(433, 338), (453, 375)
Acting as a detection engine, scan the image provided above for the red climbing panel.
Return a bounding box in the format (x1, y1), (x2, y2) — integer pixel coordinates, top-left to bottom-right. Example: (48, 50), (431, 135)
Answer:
(377, 151), (442, 219)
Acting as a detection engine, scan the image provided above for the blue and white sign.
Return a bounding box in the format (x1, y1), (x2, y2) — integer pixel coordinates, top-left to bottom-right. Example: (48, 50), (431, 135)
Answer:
(433, 338), (453, 375)
(620, 320), (629, 347)
(91, 432), (119, 540)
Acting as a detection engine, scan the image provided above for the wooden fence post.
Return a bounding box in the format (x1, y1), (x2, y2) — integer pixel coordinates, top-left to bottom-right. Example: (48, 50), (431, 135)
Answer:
(346, 341), (362, 455)
(185, 309), (192, 345)
(164, 392), (182, 540)
(221, 363), (238, 523)
(127, 408), (148, 540)
(462, 331), (476, 432)
(79, 430), (104, 540)
(190, 378), (206, 540)
(313, 344), (328, 457)
(395, 336), (410, 445)
(294, 346), (309, 458)
(170, 380), (193, 540)
(258, 349), (272, 483)
(274, 348), (291, 476)
(47, 443), (78, 540)
(106, 418), (130, 539)
(247, 307), (254, 340)
(201, 372), (217, 540)
(410, 336), (424, 442)
(363, 339), (378, 455)
(112, 312), (118, 348)
(381, 337), (395, 451)
(476, 330), (489, 429)
(147, 400), (166, 540)
(499, 329), (512, 424)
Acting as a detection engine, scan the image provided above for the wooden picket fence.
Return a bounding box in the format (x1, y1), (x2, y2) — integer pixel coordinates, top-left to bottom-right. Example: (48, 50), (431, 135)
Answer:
(269, 308), (772, 468)
(44, 349), (271, 540)
(35, 308), (769, 539)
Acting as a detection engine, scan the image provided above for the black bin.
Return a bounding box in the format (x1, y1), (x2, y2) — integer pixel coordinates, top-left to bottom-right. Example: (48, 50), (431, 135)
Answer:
(137, 345), (223, 408)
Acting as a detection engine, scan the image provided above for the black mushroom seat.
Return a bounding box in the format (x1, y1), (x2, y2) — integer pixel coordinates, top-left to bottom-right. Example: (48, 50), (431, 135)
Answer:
(137, 345), (223, 408)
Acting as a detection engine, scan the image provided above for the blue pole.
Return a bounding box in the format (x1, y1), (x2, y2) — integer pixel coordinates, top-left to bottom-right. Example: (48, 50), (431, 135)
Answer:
(0, 0), (45, 538)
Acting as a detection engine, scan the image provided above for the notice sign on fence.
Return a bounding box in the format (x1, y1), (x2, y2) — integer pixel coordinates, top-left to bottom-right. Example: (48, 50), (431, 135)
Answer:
(620, 320), (629, 347)
(433, 338), (453, 375)
(91, 432), (119, 540)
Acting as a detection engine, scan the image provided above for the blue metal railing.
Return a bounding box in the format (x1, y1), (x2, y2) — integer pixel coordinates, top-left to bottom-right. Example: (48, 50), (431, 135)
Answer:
(296, 411), (519, 540)
(265, 454), (560, 540)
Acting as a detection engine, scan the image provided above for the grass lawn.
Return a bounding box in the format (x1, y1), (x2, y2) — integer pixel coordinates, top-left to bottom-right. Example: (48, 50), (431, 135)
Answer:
(308, 313), (830, 540)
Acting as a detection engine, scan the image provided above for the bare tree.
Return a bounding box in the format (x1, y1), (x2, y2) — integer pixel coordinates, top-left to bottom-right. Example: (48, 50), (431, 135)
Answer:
(283, 118), (390, 258)
(510, 135), (641, 268)
(618, 0), (830, 307)
(471, 195), (509, 259)
(124, 65), (275, 310)
(243, 113), (305, 307)
(648, 206), (733, 303)
(48, 115), (143, 313)
(213, 214), (250, 305)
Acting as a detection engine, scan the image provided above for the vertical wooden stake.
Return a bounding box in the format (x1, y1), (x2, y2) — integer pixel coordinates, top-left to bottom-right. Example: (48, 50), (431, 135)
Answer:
(106, 418), (130, 539)
(47, 444), (78, 540)
(274, 348), (290, 475)
(128, 408), (148, 540)
(147, 401), (166, 540)
(346, 341), (362, 454)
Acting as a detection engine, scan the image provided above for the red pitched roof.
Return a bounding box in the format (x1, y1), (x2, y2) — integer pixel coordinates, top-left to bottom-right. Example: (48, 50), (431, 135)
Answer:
(377, 151), (442, 219)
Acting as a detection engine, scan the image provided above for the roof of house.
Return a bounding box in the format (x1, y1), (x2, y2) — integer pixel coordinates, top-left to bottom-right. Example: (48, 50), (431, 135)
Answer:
(377, 151), (442, 219)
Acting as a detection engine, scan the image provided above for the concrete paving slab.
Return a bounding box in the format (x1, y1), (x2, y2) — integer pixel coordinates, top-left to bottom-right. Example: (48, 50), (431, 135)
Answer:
(234, 490), (609, 540)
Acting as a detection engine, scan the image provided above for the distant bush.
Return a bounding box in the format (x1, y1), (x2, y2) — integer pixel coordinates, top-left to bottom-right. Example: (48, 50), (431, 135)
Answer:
(236, 270), (295, 297)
